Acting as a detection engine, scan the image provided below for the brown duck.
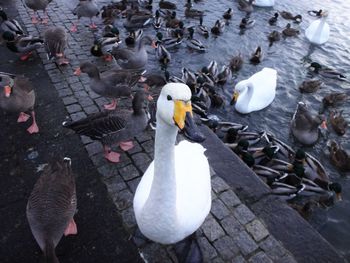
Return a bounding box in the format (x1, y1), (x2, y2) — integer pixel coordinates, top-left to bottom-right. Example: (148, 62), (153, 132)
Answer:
(298, 79), (323, 93)
(328, 140), (350, 172)
(0, 73), (39, 133)
(26, 157), (77, 263)
(330, 110), (347, 136)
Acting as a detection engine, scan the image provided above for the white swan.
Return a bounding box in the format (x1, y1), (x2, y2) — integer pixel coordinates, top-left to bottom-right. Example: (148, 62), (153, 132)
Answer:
(231, 67), (277, 114)
(305, 11), (330, 45)
(133, 83), (211, 244)
(253, 0), (275, 7)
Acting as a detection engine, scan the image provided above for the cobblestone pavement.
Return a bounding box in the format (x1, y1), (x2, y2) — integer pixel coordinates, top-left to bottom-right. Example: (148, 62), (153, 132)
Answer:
(14, 0), (297, 262)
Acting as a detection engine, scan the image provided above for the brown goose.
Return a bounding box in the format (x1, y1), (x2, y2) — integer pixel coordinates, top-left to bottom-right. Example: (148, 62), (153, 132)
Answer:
(0, 73), (39, 134)
(24, 0), (53, 24)
(74, 61), (144, 110)
(328, 140), (350, 172)
(330, 110), (347, 136)
(63, 90), (149, 163)
(26, 157), (77, 263)
(298, 79), (323, 93)
(43, 26), (69, 66)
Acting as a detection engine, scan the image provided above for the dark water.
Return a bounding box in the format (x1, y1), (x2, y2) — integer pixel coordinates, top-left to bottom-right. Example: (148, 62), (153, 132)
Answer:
(63, 0), (350, 260)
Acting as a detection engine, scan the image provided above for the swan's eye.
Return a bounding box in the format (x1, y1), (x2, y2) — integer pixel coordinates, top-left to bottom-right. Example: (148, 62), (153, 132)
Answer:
(167, 95), (172, 101)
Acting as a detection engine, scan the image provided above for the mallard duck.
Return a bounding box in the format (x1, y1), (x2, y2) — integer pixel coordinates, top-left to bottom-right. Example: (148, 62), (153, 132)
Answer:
(159, 0), (176, 9)
(181, 67), (197, 90)
(165, 11), (181, 28)
(238, 0), (254, 13)
(289, 201), (318, 219)
(327, 140), (350, 172)
(229, 53), (243, 72)
(225, 129), (265, 146)
(207, 60), (218, 79)
(305, 11), (329, 45)
(2, 31), (43, 61)
(133, 83), (210, 248)
(123, 13), (152, 29)
(0, 73), (39, 134)
(90, 36), (121, 62)
(44, 26), (69, 65)
(231, 68), (277, 114)
(24, 0), (53, 24)
(167, 21), (185, 38)
(153, 9), (163, 29)
(309, 62), (346, 81)
(211, 20), (225, 35)
(280, 11), (302, 23)
(138, 0), (153, 10)
(223, 8), (233, 20)
(185, 7), (204, 18)
(307, 9), (323, 17)
(124, 29), (143, 47)
(197, 16), (209, 37)
(74, 62), (144, 110)
(216, 65), (232, 85)
(112, 35), (153, 70)
(155, 32), (182, 49)
(282, 23), (300, 37)
(291, 102), (326, 146)
(330, 110), (347, 136)
(268, 12), (278, 25)
(0, 9), (24, 35)
(298, 79), (323, 93)
(26, 157), (77, 263)
(250, 46), (262, 64)
(253, 0), (274, 7)
(156, 43), (171, 69)
(268, 30), (281, 45)
(186, 27), (205, 52)
(320, 92), (349, 113)
(239, 17), (255, 29)
(71, 0), (100, 32)
(63, 91), (149, 163)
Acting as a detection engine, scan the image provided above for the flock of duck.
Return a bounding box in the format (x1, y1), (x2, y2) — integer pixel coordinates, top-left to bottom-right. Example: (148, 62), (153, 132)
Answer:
(0, 0), (349, 262)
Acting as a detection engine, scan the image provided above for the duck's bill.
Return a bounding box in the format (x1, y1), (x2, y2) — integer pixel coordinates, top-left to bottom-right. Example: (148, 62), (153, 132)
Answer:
(183, 112), (206, 143)
(230, 91), (239, 105)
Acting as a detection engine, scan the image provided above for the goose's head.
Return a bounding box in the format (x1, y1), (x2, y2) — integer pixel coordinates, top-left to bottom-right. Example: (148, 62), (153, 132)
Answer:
(0, 75), (14, 98)
(157, 83), (205, 142)
(230, 81), (249, 105)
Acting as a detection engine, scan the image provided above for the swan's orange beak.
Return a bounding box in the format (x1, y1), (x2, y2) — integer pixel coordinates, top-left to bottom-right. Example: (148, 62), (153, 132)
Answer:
(4, 85), (11, 97)
(173, 100), (192, 130)
(74, 67), (81, 76)
(230, 91), (239, 105)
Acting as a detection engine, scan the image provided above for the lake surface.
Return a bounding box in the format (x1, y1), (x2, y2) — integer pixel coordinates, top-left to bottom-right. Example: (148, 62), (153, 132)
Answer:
(63, 0), (350, 260)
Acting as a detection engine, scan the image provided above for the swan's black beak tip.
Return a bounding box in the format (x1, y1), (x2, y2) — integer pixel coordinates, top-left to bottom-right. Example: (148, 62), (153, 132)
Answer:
(183, 112), (206, 143)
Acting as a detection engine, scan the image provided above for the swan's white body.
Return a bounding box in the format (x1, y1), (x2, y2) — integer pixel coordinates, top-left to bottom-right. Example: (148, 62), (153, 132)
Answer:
(133, 83), (211, 244)
(234, 67), (277, 114)
(253, 0), (275, 7)
(305, 15), (330, 45)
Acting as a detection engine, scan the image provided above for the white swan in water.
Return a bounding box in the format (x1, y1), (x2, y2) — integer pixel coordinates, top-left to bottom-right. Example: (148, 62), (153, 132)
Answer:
(305, 11), (330, 45)
(231, 68), (277, 114)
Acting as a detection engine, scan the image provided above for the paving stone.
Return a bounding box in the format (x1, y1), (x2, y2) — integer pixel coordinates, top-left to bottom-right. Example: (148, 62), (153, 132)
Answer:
(104, 175), (127, 195)
(97, 163), (116, 180)
(66, 103), (82, 114)
(213, 236), (239, 261)
(232, 255), (247, 263)
(131, 152), (151, 167)
(54, 81), (69, 90)
(70, 111), (87, 121)
(245, 219), (269, 242)
(58, 88), (73, 97)
(113, 188), (133, 210)
(126, 142), (143, 155)
(135, 132), (153, 143)
(201, 217), (225, 242)
(211, 199), (230, 220)
(233, 231), (259, 256)
(44, 63), (57, 70)
(259, 236), (287, 261)
(74, 90), (89, 99)
(121, 206), (137, 229)
(275, 254), (298, 263)
(62, 96), (78, 105)
(219, 190), (241, 208)
(141, 243), (172, 263)
(88, 90), (100, 99)
(248, 251), (273, 263)
(119, 164), (140, 181)
(211, 257), (225, 263)
(70, 82), (84, 91)
(83, 105), (99, 114)
(79, 97), (94, 107)
(211, 190), (217, 200)
(80, 135), (93, 145)
(198, 236), (218, 261)
(95, 97), (110, 108)
(137, 162), (150, 173)
(211, 176), (230, 193)
(85, 141), (102, 156)
(221, 215), (244, 238)
(90, 154), (107, 168)
(127, 177), (141, 194)
(233, 205), (256, 225)
(141, 140), (154, 153)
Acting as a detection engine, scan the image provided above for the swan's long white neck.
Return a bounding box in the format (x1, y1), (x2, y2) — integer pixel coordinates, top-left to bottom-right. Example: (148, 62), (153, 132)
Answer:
(314, 16), (327, 40)
(239, 80), (253, 106)
(142, 116), (178, 224)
